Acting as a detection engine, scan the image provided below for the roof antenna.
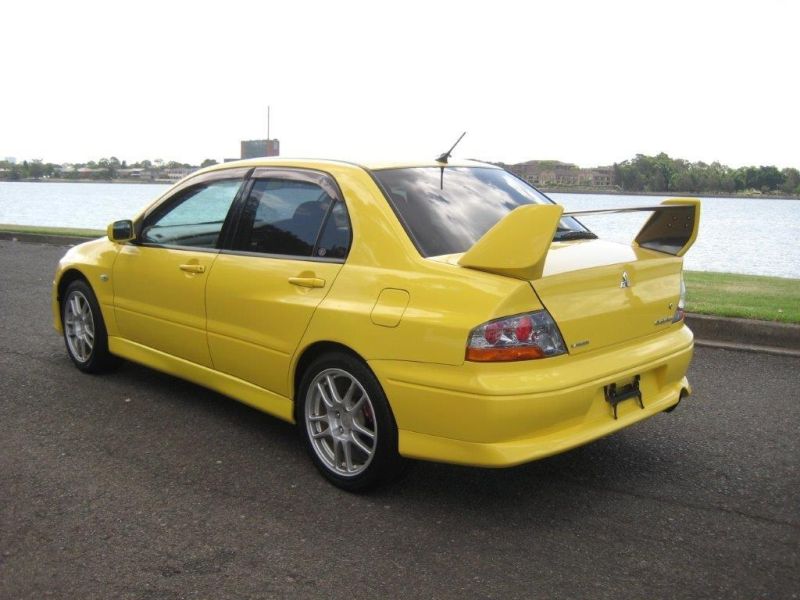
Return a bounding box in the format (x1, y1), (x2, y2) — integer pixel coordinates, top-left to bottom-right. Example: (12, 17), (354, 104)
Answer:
(436, 131), (467, 163)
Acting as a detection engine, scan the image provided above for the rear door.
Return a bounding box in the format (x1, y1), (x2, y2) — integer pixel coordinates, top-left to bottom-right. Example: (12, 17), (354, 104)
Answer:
(113, 170), (247, 366)
(205, 168), (351, 397)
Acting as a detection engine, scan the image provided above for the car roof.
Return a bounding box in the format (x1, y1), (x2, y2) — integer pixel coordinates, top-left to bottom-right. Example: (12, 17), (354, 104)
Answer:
(198, 157), (499, 174)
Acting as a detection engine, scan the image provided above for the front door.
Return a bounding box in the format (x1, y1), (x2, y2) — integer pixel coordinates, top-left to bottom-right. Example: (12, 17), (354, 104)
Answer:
(113, 175), (245, 367)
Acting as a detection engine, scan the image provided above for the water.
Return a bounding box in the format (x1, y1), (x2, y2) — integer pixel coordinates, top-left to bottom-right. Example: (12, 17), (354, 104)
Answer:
(1, 182), (798, 278)
(0, 181), (170, 231)
(550, 193), (800, 278)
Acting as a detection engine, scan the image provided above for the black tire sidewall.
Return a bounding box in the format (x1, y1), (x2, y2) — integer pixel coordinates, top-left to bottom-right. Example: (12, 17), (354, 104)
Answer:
(62, 280), (114, 373)
(296, 352), (402, 492)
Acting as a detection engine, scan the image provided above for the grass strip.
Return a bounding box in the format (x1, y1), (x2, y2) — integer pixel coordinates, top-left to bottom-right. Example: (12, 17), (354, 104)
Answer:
(0, 224), (103, 238)
(685, 271), (800, 324)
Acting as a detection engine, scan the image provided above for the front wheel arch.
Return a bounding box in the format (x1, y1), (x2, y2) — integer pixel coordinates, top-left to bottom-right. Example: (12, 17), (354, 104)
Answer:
(57, 269), (90, 320)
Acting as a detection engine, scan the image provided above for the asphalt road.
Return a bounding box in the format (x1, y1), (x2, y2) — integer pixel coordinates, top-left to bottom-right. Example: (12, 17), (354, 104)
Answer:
(1, 240), (798, 600)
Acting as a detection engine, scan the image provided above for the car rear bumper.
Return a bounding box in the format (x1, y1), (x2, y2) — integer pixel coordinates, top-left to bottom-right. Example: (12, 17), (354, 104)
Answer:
(369, 323), (694, 467)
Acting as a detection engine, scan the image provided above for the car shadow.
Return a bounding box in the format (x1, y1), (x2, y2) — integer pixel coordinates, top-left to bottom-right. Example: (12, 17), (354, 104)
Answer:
(109, 359), (685, 517)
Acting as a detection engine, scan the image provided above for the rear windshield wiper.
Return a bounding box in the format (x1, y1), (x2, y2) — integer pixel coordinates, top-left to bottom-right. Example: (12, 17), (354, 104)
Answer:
(553, 230), (598, 241)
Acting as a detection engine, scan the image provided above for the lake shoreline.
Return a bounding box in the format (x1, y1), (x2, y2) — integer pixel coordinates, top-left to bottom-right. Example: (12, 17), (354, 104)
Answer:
(542, 187), (800, 201)
(3, 179), (799, 201)
(3, 178), (171, 185)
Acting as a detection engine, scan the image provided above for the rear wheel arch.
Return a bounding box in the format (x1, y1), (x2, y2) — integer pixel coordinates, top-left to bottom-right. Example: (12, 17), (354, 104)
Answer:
(293, 342), (367, 407)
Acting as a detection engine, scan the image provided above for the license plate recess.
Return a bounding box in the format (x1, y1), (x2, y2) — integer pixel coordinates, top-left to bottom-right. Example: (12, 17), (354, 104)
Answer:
(604, 375), (643, 420)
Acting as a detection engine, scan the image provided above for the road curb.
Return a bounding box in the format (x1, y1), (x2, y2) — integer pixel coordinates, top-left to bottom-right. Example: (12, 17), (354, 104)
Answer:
(2, 231), (797, 357)
(0, 231), (97, 246)
(685, 314), (800, 357)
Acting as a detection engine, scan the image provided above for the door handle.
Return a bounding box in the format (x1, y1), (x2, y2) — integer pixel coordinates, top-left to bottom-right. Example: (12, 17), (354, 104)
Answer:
(288, 277), (326, 288)
(179, 264), (206, 274)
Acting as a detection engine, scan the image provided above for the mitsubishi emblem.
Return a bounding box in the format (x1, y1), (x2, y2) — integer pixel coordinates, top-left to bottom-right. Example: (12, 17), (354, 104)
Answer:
(620, 271), (631, 288)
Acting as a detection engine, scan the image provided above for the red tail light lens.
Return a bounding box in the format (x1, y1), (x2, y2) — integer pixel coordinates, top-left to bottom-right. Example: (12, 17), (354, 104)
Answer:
(466, 310), (567, 362)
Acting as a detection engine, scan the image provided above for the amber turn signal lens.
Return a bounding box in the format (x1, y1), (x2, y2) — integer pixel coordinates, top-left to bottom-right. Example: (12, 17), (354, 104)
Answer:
(466, 346), (545, 362)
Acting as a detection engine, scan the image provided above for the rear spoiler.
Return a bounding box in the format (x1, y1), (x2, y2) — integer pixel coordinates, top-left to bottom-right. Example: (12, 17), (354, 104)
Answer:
(459, 198), (700, 280)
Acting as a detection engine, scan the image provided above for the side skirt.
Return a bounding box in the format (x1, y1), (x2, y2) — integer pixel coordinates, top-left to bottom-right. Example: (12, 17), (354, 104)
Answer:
(108, 337), (295, 424)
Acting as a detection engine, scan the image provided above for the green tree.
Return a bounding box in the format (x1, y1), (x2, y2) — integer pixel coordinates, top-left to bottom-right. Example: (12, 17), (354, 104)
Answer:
(780, 168), (800, 195)
(28, 159), (45, 179)
(200, 158), (218, 168)
(98, 158), (116, 179)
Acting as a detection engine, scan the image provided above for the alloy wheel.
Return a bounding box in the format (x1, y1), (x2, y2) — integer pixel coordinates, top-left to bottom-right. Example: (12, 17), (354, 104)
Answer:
(304, 368), (378, 477)
(64, 291), (95, 363)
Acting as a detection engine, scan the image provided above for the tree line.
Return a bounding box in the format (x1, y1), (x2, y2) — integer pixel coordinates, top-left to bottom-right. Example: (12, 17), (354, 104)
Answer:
(0, 157), (219, 181)
(3, 153), (799, 196)
(613, 153), (800, 195)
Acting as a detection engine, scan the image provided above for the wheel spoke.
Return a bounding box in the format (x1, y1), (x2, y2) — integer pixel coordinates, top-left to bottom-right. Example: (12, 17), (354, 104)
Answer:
(316, 381), (334, 408)
(352, 420), (375, 439)
(342, 380), (356, 408)
(349, 393), (366, 414)
(342, 440), (354, 472)
(325, 374), (342, 406)
(333, 438), (343, 470)
(350, 432), (371, 455)
(311, 427), (330, 439)
(308, 414), (327, 422)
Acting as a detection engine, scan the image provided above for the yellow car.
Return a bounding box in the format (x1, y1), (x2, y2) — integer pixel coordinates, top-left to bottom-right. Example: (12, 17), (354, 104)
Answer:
(52, 158), (700, 490)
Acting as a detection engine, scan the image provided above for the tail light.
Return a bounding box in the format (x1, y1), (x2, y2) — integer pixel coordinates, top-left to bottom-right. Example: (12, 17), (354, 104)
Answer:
(466, 310), (567, 362)
(672, 275), (686, 323)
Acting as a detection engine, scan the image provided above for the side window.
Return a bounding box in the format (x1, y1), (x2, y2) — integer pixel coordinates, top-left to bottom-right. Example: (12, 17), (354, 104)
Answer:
(142, 179), (242, 248)
(316, 201), (351, 259)
(236, 178), (345, 258)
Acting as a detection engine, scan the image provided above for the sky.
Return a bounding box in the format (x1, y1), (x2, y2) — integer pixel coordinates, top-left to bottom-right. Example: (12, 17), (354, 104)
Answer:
(1, 0), (798, 168)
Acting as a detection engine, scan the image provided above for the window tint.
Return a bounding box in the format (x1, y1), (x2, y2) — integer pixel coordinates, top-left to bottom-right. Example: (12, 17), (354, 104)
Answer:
(372, 167), (590, 257)
(236, 179), (337, 257)
(142, 179), (242, 248)
(316, 201), (351, 259)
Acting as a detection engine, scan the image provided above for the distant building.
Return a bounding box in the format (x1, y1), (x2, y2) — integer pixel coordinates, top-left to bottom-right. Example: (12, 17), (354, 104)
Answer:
(504, 160), (614, 187)
(241, 139), (280, 159)
(164, 167), (196, 181)
(117, 168), (148, 179)
(4, 157), (16, 165)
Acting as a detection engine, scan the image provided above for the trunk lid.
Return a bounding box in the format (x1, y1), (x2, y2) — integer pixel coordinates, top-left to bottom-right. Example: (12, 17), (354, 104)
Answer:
(532, 239), (683, 354)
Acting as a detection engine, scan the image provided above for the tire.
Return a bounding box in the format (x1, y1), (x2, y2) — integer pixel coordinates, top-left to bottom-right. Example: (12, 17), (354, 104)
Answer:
(61, 279), (117, 373)
(297, 352), (405, 492)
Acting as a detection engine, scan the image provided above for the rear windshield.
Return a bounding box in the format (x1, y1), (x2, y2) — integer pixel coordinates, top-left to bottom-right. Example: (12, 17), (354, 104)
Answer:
(372, 167), (589, 257)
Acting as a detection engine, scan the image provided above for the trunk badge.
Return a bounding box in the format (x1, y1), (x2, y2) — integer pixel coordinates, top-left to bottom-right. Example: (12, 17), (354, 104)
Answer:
(620, 271), (631, 288)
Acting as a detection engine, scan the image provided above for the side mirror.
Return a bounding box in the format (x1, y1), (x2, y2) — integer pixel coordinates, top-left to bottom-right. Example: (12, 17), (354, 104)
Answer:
(107, 220), (135, 243)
